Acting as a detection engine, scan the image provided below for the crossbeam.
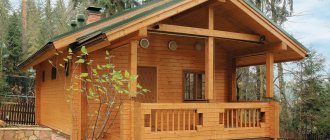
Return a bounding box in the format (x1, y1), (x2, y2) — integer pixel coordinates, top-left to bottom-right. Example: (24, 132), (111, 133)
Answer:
(150, 24), (261, 42)
(235, 42), (287, 57)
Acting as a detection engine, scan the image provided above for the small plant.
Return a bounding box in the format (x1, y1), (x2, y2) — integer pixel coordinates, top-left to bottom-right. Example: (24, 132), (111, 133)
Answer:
(50, 46), (148, 140)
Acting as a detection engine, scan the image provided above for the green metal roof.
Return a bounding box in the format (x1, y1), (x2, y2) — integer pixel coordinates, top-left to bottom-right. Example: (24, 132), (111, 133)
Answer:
(244, 0), (309, 53)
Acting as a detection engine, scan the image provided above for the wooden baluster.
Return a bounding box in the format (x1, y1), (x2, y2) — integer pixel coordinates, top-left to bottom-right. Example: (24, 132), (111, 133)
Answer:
(239, 109), (243, 127)
(226, 110), (229, 128)
(253, 109), (255, 127)
(248, 109), (251, 127)
(188, 111), (191, 130)
(193, 111), (196, 130)
(244, 109), (247, 127)
(155, 111), (158, 132)
(172, 110), (175, 131)
(178, 111), (180, 130)
(183, 110), (186, 130)
(167, 110), (169, 131)
(161, 111), (164, 131)
(236, 109), (238, 128)
(231, 109), (234, 128)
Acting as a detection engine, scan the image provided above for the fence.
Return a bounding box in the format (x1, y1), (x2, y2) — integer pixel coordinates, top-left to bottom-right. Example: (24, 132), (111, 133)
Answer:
(0, 102), (35, 125)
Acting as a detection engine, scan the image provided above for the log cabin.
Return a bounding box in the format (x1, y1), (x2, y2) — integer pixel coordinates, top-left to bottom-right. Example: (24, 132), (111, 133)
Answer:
(18, 0), (309, 139)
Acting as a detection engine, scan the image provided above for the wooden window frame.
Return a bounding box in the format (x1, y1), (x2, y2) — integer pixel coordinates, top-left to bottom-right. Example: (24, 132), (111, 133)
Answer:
(183, 70), (207, 102)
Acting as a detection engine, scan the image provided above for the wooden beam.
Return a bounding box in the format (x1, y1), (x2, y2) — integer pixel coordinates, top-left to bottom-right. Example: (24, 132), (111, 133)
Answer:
(206, 6), (214, 101)
(87, 39), (111, 53)
(209, 0), (226, 7)
(205, 37), (214, 101)
(138, 27), (148, 37)
(130, 40), (138, 97)
(208, 6), (214, 30)
(235, 42), (287, 57)
(266, 52), (274, 98)
(152, 24), (261, 42)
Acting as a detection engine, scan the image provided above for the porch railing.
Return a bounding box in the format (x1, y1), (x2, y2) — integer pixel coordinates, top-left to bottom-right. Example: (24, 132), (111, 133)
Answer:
(149, 109), (198, 132)
(131, 102), (279, 140)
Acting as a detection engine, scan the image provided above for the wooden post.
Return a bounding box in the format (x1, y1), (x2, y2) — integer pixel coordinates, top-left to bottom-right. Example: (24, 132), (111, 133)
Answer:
(231, 58), (237, 101)
(266, 52), (274, 98)
(205, 5), (214, 101)
(130, 40), (138, 97)
(271, 102), (280, 139)
(130, 40), (138, 140)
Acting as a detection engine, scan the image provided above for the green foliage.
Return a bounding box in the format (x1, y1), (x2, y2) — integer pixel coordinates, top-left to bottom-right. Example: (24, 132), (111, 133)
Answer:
(3, 12), (23, 75)
(288, 51), (330, 134)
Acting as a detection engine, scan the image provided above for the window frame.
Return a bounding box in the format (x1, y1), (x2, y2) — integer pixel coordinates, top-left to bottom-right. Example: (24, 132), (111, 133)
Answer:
(182, 70), (207, 102)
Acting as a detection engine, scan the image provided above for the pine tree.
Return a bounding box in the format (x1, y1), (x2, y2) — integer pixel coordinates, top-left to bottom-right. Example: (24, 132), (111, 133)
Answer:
(4, 12), (23, 75)
(288, 51), (329, 135)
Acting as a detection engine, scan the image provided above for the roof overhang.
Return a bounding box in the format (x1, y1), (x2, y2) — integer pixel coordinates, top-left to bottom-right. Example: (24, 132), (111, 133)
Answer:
(18, 0), (308, 71)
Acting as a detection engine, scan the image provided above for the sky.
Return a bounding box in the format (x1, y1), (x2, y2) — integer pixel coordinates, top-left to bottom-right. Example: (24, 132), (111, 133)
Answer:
(283, 0), (330, 64)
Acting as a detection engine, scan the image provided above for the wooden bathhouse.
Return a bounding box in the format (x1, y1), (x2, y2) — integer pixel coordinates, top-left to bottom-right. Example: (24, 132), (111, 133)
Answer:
(19, 0), (308, 139)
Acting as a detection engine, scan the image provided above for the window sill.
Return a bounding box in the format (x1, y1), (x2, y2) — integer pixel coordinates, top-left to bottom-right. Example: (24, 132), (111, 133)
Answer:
(183, 100), (208, 103)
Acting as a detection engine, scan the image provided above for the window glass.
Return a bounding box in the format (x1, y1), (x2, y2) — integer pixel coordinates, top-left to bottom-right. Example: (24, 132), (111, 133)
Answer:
(183, 71), (205, 101)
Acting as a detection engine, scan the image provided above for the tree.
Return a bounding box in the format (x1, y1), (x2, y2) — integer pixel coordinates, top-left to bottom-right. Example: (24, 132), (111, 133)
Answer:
(287, 51), (329, 135)
(71, 0), (141, 17)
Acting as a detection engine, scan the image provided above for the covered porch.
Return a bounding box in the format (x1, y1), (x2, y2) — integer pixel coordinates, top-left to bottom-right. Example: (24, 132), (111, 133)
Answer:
(101, 1), (306, 139)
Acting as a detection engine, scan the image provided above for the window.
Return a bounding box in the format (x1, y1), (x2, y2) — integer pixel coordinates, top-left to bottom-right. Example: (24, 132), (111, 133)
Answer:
(183, 71), (205, 101)
(65, 62), (69, 76)
(42, 71), (45, 82)
(51, 67), (57, 80)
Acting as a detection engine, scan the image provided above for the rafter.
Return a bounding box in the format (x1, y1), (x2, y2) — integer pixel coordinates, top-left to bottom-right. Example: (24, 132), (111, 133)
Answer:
(150, 24), (261, 42)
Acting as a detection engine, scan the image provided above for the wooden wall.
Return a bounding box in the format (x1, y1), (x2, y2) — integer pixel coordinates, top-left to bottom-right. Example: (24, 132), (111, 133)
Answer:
(35, 33), (233, 140)
(137, 34), (232, 102)
(36, 56), (72, 135)
(87, 45), (131, 140)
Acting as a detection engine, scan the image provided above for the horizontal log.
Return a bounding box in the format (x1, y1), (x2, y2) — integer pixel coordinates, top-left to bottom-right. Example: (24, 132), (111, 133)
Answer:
(149, 24), (261, 42)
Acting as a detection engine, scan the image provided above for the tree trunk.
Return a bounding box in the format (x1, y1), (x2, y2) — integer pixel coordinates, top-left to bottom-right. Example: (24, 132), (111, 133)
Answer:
(21, 0), (27, 52)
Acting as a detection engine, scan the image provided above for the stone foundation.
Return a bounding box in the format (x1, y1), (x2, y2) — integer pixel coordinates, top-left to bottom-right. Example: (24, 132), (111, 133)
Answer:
(0, 127), (68, 140)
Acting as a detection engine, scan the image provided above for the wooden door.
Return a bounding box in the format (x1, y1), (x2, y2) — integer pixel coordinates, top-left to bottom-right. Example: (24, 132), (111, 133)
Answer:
(136, 66), (157, 103)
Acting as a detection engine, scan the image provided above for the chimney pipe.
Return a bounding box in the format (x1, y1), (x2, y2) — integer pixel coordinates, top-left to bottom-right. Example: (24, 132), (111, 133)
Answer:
(86, 6), (102, 24)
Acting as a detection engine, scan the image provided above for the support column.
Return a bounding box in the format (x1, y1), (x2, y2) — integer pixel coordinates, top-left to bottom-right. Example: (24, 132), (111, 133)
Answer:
(129, 40), (138, 97)
(205, 6), (214, 101)
(266, 52), (274, 98)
